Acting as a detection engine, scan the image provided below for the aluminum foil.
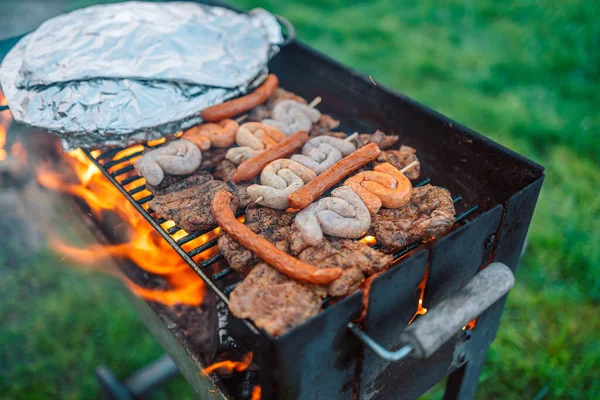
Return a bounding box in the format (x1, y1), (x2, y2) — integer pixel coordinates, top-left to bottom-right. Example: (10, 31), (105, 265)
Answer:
(0, 2), (283, 150)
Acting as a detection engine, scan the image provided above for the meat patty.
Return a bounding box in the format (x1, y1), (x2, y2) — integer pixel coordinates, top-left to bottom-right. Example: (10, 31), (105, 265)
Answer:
(200, 147), (228, 171)
(371, 184), (456, 253)
(218, 204), (294, 271)
(356, 130), (399, 150)
(296, 238), (392, 296)
(229, 263), (326, 336)
(213, 159), (254, 207)
(309, 114), (341, 137)
(377, 145), (421, 180)
(150, 180), (239, 233)
(146, 170), (213, 195)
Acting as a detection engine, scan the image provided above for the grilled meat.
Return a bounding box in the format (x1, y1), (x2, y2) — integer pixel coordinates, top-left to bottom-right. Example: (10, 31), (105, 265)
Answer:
(309, 114), (341, 137)
(371, 184), (455, 253)
(229, 263), (326, 336)
(146, 170), (213, 195)
(356, 130), (399, 150)
(377, 145), (420, 180)
(296, 237), (392, 296)
(150, 180), (239, 232)
(200, 147), (228, 171)
(213, 159), (254, 207)
(218, 204), (294, 271)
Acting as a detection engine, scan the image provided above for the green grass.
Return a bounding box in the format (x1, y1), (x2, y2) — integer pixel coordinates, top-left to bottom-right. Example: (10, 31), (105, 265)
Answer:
(2, 0), (599, 399)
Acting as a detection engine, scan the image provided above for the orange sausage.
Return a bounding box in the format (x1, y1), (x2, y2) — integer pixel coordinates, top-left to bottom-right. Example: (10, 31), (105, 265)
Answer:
(180, 130), (212, 150)
(367, 162), (412, 208)
(232, 130), (310, 183)
(212, 190), (342, 285)
(288, 143), (381, 210)
(201, 74), (279, 122)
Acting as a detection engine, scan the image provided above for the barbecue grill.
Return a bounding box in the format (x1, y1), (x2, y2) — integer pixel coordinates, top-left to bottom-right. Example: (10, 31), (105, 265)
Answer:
(0, 1), (544, 399)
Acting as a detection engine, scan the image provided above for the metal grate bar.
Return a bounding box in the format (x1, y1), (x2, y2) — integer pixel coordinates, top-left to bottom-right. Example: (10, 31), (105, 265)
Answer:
(200, 253), (224, 269)
(414, 177), (431, 188)
(111, 164), (135, 177)
(120, 175), (143, 185)
(96, 148), (123, 161)
(103, 151), (144, 168)
(137, 195), (154, 205)
(224, 282), (241, 295)
(213, 267), (233, 281)
(187, 238), (219, 258)
(129, 185), (146, 195)
(167, 226), (182, 235)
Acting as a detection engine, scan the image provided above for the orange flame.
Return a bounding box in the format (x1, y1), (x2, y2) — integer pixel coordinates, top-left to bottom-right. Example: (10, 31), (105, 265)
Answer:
(0, 90), (12, 161)
(251, 386), (262, 400)
(462, 318), (477, 331)
(408, 265), (429, 325)
(38, 148), (210, 307)
(202, 352), (253, 375)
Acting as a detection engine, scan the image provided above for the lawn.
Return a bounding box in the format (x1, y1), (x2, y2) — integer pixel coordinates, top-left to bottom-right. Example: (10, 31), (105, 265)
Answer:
(1, 0), (599, 399)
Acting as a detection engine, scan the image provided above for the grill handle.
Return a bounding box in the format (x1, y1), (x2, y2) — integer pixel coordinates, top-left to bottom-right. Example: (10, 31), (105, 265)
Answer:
(348, 262), (514, 362)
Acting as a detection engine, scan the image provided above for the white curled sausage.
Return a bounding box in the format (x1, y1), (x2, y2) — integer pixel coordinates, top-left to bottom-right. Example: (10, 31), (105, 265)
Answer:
(263, 100), (321, 135)
(134, 140), (202, 185)
(225, 147), (262, 165)
(294, 186), (371, 246)
(291, 136), (357, 174)
(247, 159), (316, 209)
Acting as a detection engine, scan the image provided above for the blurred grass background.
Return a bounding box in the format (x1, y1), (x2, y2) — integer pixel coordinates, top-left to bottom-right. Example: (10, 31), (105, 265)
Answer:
(1, 0), (599, 399)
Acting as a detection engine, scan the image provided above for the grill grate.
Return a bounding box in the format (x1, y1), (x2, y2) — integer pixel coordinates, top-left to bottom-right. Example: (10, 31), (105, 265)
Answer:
(84, 143), (478, 308)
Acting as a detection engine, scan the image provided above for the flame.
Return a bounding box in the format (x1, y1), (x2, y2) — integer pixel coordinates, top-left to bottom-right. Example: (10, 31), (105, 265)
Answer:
(202, 352), (253, 375)
(251, 386), (262, 400)
(38, 147), (209, 307)
(360, 235), (377, 246)
(408, 265), (429, 324)
(0, 90), (12, 161)
(462, 318), (477, 331)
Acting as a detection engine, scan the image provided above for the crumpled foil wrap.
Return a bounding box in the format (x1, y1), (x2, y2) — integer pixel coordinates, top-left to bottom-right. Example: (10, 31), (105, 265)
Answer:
(0, 2), (283, 150)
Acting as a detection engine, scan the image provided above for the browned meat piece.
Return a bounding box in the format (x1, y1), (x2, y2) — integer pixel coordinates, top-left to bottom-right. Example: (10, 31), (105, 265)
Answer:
(217, 204), (294, 271)
(356, 130), (399, 150)
(199, 148), (228, 171)
(296, 238), (392, 296)
(248, 88), (308, 121)
(150, 180), (239, 232)
(377, 145), (421, 180)
(146, 170), (213, 195)
(213, 159), (255, 207)
(229, 263), (326, 336)
(372, 185), (455, 253)
(309, 114), (341, 137)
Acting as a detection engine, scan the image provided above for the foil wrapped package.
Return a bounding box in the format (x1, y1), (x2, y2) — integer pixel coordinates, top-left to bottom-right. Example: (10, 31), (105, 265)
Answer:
(0, 2), (284, 150)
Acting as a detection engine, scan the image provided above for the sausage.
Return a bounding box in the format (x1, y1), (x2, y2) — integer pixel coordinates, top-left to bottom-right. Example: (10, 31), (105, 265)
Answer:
(200, 74), (279, 121)
(232, 130), (310, 183)
(211, 190), (342, 285)
(288, 143), (382, 210)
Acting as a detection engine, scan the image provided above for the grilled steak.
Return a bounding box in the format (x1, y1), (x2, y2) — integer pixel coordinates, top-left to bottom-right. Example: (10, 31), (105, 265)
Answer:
(357, 130), (399, 150)
(200, 147), (228, 171)
(213, 159), (254, 207)
(371, 184), (455, 253)
(229, 263), (326, 336)
(309, 114), (341, 137)
(218, 204), (294, 271)
(296, 238), (392, 296)
(150, 180), (239, 232)
(377, 145), (420, 180)
(146, 170), (213, 195)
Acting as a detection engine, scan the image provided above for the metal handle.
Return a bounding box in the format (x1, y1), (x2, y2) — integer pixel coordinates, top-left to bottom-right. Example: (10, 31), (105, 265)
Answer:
(349, 262), (514, 362)
(274, 14), (296, 47)
(0, 105), (9, 112)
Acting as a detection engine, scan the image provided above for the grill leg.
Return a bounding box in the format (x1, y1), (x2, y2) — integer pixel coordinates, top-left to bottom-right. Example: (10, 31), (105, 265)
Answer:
(443, 354), (487, 400)
(96, 354), (179, 399)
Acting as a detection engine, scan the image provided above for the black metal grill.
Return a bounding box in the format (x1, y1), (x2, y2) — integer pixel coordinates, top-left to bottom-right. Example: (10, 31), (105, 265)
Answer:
(84, 142), (479, 311)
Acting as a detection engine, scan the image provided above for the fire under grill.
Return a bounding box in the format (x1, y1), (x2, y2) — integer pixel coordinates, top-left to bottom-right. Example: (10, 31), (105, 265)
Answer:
(0, 3), (545, 398)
